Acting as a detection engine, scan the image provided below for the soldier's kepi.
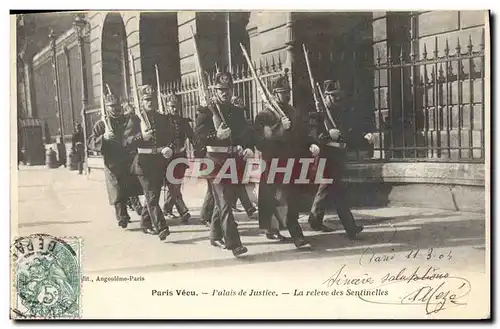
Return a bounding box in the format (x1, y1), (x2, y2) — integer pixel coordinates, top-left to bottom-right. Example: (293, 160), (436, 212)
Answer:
(128, 84), (176, 241)
(308, 79), (373, 238)
(161, 92), (193, 223)
(254, 73), (320, 249)
(194, 72), (255, 257)
(87, 91), (145, 230)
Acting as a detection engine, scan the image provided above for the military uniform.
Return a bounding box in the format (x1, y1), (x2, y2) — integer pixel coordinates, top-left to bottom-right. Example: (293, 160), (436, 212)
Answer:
(254, 74), (316, 248)
(88, 93), (144, 228)
(128, 85), (175, 240)
(308, 80), (370, 238)
(161, 93), (193, 223)
(194, 72), (254, 256)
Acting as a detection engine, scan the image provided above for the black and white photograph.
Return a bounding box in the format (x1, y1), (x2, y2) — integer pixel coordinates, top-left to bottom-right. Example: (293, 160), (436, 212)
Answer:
(10, 9), (490, 319)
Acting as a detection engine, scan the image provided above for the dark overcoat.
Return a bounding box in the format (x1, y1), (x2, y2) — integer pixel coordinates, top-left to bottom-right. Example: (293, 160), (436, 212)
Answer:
(254, 102), (316, 230)
(88, 114), (143, 205)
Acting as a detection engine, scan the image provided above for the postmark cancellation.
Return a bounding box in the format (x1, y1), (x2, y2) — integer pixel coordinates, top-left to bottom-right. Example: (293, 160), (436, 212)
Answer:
(10, 234), (83, 319)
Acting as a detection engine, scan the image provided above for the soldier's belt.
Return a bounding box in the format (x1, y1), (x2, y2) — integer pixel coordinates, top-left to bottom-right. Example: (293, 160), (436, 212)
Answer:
(325, 141), (346, 148)
(137, 146), (169, 154)
(206, 146), (238, 153)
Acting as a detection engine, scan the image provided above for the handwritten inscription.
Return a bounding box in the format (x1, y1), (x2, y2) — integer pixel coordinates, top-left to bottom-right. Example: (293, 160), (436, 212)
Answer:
(358, 276), (471, 315)
(322, 264), (375, 288)
(401, 279), (470, 314)
(359, 247), (453, 266)
(406, 248), (453, 261)
(321, 262), (471, 315)
(381, 266), (450, 284)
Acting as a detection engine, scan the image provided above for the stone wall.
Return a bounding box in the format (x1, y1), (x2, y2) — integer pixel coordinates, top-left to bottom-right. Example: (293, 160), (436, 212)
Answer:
(139, 12), (180, 87)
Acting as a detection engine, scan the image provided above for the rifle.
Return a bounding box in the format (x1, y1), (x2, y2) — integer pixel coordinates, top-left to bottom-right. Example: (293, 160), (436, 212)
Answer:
(239, 43), (286, 120)
(316, 82), (337, 129)
(128, 51), (152, 133)
(99, 64), (113, 133)
(302, 44), (336, 130)
(155, 64), (164, 114)
(190, 26), (227, 130)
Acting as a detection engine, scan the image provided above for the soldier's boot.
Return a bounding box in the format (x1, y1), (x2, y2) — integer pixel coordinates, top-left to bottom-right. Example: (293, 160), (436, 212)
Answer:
(308, 214), (334, 232)
(347, 225), (364, 240)
(115, 202), (130, 229)
(158, 227), (170, 241)
(246, 206), (257, 218)
(231, 246), (248, 257)
(294, 238), (312, 250)
(179, 212), (191, 224)
(210, 239), (226, 249)
(265, 230), (293, 243)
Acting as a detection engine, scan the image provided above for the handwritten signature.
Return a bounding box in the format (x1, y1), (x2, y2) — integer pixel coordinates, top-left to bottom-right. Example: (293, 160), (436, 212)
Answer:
(357, 275), (471, 315)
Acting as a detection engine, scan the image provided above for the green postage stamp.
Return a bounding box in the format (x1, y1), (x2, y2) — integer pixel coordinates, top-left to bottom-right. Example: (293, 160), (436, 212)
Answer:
(10, 234), (82, 319)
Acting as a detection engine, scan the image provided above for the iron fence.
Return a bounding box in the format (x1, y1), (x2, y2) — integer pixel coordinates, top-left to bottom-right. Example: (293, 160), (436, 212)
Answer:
(372, 30), (485, 163)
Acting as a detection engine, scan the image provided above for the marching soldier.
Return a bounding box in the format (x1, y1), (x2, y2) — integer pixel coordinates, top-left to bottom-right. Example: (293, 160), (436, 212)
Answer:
(308, 80), (373, 238)
(254, 74), (320, 248)
(88, 92), (144, 229)
(161, 92), (193, 223)
(128, 85), (175, 241)
(194, 72), (254, 257)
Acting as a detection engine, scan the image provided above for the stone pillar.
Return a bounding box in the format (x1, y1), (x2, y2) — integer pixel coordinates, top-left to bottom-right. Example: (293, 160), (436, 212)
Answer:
(177, 11), (197, 81)
(23, 59), (35, 117)
(246, 14), (260, 63)
(89, 12), (105, 108)
(284, 12), (296, 105)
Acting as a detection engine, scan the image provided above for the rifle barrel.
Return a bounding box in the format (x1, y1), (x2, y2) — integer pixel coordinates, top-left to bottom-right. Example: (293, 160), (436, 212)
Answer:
(99, 63), (112, 133)
(239, 43), (285, 118)
(129, 51), (151, 130)
(190, 26), (227, 127)
(316, 82), (337, 129)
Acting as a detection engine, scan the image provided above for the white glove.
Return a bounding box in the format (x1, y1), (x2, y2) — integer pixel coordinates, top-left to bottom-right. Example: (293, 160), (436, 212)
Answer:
(329, 129), (341, 141)
(216, 124), (231, 140)
(242, 148), (254, 160)
(263, 126), (273, 139)
(364, 133), (374, 144)
(142, 130), (153, 141)
(161, 147), (173, 159)
(281, 116), (291, 130)
(103, 131), (115, 140)
(309, 144), (320, 157)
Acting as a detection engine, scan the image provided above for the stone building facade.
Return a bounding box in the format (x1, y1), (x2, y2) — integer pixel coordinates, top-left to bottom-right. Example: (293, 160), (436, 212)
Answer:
(16, 11), (488, 211)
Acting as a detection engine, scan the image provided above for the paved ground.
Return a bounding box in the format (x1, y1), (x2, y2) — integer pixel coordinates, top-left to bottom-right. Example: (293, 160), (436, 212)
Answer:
(13, 166), (489, 319)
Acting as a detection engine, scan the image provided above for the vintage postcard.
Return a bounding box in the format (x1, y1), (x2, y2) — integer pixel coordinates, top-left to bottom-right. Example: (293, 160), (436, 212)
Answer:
(10, 9), (490, 319)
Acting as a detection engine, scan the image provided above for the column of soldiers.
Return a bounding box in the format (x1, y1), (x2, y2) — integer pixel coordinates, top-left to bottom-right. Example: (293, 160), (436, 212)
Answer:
(88, 70), (374, 258)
